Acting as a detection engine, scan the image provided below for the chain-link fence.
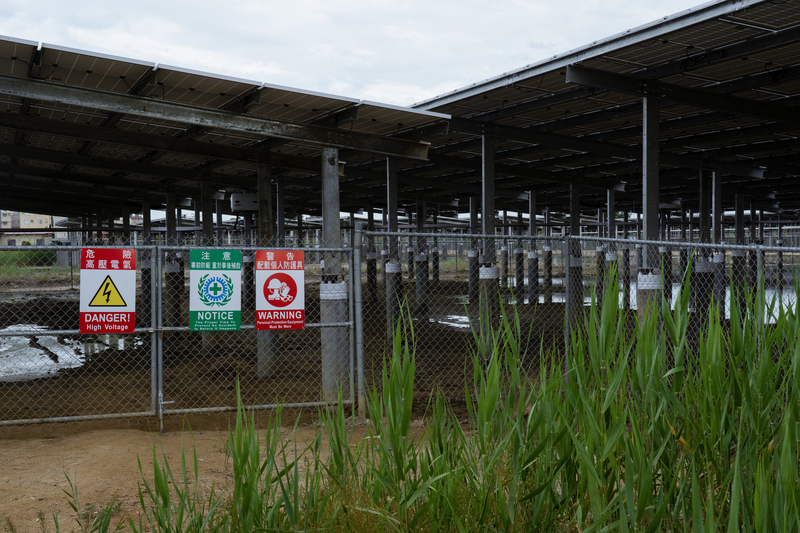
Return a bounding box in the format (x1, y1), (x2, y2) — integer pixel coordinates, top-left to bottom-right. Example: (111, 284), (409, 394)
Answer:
(357, 230), (800, 403)
(4, 231), (798, 428)
(0, 245), (158, 425)
(358, 230), (569, 403)
(567, 236), (800, 348)
(0, 240), (354, 429)
(157, 243), (354, 428)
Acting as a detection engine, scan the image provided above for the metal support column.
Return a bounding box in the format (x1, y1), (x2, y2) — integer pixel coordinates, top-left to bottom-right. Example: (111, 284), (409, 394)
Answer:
(479, 135), (499, 322)
(386, 158), (402, 339)
(255, 164), (278, 378)
(527, 192), (538, 305)
(431, 209), (440, 285)
(469, 197), (479, 300)
(415, 201), (428, 314)
(201, 182), (213, 246)
(366, 204), (378, 303)
(320, 147), (349, 402)
(638, 97), (662, 321)
(732, 193), (747, 314)
(164, 193), (181, 329)
(276, 177), (285, 246)
(543, 208), (553, 303)
(121, 206), (130, 245)
(140, 199), (152, 327)
(566, 185), (583, 337)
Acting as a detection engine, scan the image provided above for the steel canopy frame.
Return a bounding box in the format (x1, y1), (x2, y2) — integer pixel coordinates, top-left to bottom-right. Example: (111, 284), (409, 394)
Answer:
(0, 73), (431, 161)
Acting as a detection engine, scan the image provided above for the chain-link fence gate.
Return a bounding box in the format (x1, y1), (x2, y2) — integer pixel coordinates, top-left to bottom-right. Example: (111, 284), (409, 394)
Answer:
(0, 245), (158, 425)
(0, 242), (354, 429)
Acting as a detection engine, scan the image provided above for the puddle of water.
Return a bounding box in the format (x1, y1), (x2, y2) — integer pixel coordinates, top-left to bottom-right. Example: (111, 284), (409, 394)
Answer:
(429, 315), (471, 329)
(0, 325), (129, 382)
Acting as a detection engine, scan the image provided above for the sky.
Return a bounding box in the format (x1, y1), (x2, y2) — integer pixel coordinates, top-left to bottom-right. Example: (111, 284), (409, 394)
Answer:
(0, 0), (706, 106)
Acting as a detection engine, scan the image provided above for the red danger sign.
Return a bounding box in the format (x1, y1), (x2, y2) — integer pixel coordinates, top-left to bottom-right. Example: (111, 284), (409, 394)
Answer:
(255, 250), (305, 330)
(80, 248), (136, 333)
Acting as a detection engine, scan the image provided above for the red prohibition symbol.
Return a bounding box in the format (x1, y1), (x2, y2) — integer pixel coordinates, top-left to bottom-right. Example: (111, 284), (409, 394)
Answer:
(263, 272), (297, 307)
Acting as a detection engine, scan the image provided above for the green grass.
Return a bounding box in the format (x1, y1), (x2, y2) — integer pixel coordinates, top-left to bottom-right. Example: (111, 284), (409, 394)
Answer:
(45, 271), (800, 531)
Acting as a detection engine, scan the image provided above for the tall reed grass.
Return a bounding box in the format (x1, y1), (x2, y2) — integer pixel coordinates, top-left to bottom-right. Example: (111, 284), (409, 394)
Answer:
(46, 273), (800, 531)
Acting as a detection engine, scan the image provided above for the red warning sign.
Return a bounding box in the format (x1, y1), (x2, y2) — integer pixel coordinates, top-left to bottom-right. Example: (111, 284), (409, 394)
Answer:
(80, 248), (136, 333)
(255, 250), (305, 330)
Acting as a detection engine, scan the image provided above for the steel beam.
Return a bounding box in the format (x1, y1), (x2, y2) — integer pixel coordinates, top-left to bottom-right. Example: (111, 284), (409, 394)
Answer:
(0, 113), (339, 173)
(449, 116), (762, 178)
(0, 162), (200, 195)
(566, 65), (800, 126)
(0, 143), (253, 187)
(0, 73), (430, 160)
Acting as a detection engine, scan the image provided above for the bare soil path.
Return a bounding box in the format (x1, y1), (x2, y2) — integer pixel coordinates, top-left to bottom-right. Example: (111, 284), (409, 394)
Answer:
(0, 416), (325, 533)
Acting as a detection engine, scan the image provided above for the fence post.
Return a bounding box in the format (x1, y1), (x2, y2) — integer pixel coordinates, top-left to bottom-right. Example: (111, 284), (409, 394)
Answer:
(156, 248), (165, 434)
(150, 245), (158, 418)
(354, 225), (366, 418)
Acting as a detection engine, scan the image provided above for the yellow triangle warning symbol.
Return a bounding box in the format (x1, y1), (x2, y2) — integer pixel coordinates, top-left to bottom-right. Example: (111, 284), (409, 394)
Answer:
(88, 275), (128, 307)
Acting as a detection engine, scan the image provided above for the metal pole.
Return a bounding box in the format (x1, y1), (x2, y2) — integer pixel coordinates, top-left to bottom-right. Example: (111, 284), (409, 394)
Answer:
(354, 223), (366, 418)
(639, 97), (662, 321)
(201, 182), (214, 246)
(386, 158), (401, 339)
(527, 192), (538, 305)
(469, 197), (479, 300)
(320, 146), (349, 402)
(366, 204), (378, 302)
(415, 201), (428, 314)
(276, 177), (285, 246)
(480, 136), (499, 322)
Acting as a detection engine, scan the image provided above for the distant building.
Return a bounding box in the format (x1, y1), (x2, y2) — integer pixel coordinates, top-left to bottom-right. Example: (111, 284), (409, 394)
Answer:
(0, 210), (66, 246)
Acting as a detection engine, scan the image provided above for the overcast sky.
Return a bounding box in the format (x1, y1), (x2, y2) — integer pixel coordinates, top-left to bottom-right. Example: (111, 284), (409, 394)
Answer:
(1, 0), (706, 106)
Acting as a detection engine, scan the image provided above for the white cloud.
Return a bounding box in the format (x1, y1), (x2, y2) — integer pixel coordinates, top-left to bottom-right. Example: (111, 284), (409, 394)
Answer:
(0, 0), (704, 105)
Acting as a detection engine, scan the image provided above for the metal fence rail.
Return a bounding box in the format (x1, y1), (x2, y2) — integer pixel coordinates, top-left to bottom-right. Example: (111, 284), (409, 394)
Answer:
(2, 232), (798, 428)
(0, 242), (354, 429)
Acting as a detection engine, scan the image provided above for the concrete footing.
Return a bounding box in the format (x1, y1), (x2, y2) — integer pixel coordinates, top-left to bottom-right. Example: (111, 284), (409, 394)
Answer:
(256, 331), (280, 378)
(731, 250), (748, 314)
(385, 262), (403, 338)
(637, 272), (662, 323)
(320, 281), (350, 402)
(431, 247), (440, 284)
(479, 266), (500, 323)
(542, 246), (553, 303)
(693, 259), (714, 324)
(468, 250), (479, 300)
(595, 246), (606, 310)
(713, 252), (727, 312)
(527, 250), (538, 305)
(415, 253), (429, 313)
(514, 247), (524, 297)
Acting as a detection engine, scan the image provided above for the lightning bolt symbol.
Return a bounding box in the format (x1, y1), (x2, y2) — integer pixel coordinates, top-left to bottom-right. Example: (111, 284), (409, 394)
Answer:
(102, 281), (112, 303)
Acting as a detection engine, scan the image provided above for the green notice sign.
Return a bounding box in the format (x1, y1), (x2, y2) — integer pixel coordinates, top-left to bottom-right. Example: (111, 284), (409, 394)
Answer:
(189, 250), (242, 331)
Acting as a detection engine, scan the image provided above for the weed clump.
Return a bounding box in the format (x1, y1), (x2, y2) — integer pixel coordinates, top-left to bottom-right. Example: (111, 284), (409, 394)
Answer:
(44, 274), (800, 531)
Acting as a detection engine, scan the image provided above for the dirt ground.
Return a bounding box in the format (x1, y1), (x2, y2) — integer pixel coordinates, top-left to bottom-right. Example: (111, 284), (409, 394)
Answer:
(0, 411), (346, 533)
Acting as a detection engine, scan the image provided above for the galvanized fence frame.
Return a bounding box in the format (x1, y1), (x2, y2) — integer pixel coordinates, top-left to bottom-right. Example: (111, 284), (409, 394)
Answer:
(0, 243), (355, 429)
(0, 244), (158, 426)
(155, 244), (355, 432)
